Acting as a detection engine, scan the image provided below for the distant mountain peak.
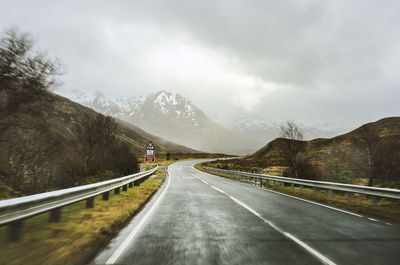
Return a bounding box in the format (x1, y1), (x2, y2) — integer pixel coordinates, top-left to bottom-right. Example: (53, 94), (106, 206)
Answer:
(153, 90), (179, 106)
(147, 90), (204, 124)
(60, 89), (258, 154)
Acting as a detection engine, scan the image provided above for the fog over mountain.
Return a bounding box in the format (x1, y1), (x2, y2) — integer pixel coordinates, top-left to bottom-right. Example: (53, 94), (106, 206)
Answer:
(1, 1), (399, 133)
(61, 90), (337, 154)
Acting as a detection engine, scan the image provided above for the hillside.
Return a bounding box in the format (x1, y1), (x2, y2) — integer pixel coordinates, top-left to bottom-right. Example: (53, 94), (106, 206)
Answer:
(0, 89), (195, 194)
(61, 90), (260, 155)
(226, 117), (337, 147)
(207, 117), (400, 187)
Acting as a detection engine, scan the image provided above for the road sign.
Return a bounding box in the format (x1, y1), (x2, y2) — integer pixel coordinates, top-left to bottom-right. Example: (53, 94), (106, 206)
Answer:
(145, 141), (155, 162)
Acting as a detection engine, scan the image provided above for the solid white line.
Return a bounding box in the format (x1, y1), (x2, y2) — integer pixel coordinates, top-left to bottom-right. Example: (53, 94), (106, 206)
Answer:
(198, 178), (209, 185)
(198, 169), (363, 218)
(259, 186), (363, 218)
(368, 218), (379, 222)
(106, 171), (171, 264)
(202, 178), (337, 265)
(283, 232), (336, 265)
(386, 222), (392, 226)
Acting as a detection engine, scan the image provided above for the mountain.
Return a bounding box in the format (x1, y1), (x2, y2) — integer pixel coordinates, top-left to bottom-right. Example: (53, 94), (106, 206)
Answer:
(207, 117), (400, 187)
(226, 117), (337, 147)
(0, 89), (195, 194)
(61, 90), (260, 155)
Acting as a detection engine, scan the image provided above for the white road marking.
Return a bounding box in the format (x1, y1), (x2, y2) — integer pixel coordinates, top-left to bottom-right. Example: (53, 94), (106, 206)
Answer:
(258, 186), (363, 218)
(197, 168), (363, 218)
(368, 218), (379, 222)
(197, 178), (209, 185)
(386, 222), (392, 226)
(196, 176), (337, 265)
(106, 171), (171, 264)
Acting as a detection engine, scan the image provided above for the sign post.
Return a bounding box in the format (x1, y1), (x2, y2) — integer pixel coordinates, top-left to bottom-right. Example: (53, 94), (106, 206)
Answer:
(145, 141), (155, 169)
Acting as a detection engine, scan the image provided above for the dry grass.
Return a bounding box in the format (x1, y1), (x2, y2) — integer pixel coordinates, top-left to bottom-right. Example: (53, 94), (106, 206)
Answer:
(198, 164), (400, 223)
(0, 177), (163, 265)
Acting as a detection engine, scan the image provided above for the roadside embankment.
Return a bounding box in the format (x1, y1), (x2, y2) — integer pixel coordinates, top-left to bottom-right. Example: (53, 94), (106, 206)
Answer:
(196, 163), (400, 223)
(0, 176), (164, 265)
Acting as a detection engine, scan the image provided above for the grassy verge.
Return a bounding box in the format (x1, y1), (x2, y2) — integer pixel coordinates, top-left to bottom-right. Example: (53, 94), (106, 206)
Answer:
(0, 177), (163, 265)
(196, 163), (400, 223)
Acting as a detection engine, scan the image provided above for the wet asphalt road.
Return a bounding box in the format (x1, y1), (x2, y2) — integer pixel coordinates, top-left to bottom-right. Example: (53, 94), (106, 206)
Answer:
(93, 160), (400, 265)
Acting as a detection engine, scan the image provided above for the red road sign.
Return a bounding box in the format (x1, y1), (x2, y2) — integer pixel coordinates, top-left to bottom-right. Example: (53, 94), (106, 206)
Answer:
(145, 141), (155, 162)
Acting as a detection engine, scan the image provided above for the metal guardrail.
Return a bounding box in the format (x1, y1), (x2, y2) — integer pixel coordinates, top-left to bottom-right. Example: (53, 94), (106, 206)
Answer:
(204, 166), (400, 205)
(0, 166), (158, 240)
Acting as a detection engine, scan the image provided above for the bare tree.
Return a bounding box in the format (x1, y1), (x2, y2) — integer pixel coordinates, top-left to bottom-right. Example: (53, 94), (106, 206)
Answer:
(75, 113), (118, 175)
(280, 121), (304, 177)
(0, 28), (61, 115)
(353, 125), (380, 186)
(280, 121), (304, 141)
(0, 28), (60, 88)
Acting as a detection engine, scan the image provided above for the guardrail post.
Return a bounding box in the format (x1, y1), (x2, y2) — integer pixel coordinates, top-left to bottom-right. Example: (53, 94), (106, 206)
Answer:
(7, 220), (23, 242)
(102, 191), (110, 200)
(86, 197), (94, 208)
(114, 187), (120, 194)
(260, 179), (263, 187)
(328, 189), (333, 199)
(273, 180), (277, 187)
(134, 180), (139, 186)
(299, 185), (303, 192)
(123, 184), (128, 191)
(347, 192), (353, 202)
(371, 196), (378, 206)
(312, 187), (317, 195)
(291, 183), (294, 191)
(49, 208), (61, 222)
(281, 182), (285, 187)
(129, 182), (133, 188)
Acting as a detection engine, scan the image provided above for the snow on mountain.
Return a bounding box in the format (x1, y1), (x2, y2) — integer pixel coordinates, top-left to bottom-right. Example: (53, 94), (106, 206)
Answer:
(60, 89), (258, 154)
(227, 117), (338, 146)
(59, 89), (337, 154)
(144, 90), (204, 126)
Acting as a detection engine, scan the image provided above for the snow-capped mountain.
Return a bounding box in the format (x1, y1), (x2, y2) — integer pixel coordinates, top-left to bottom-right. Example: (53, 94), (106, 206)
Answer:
(66, 90), (127, 119)
(130, 90), (207, 128)
(227, 117), (338, 146)
(59, 90), (259, 154)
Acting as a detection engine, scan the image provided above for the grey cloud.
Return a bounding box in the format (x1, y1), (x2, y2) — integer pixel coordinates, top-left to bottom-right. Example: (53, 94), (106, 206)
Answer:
(1, 0), (399, 131)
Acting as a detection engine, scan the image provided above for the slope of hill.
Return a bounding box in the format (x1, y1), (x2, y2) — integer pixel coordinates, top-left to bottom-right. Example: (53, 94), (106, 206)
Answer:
(0, 90), (195, 194)
(226, 117), (338, 147)
(61, 90), (260, 155)
(208, 117), (400, 186)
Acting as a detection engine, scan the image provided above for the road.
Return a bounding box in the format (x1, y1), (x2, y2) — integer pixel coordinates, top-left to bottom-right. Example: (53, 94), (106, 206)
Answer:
(93, 160), (400, 265)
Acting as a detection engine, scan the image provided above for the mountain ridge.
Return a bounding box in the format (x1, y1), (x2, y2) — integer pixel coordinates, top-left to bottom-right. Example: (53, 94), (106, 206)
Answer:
(61, 90), (260, 155)
(62, 89), (339, 154)
(0, 89), (196, 194)
(206, 117), (400, 186)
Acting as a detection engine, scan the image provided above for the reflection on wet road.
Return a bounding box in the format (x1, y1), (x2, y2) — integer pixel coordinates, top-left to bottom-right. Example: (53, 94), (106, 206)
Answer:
(94, 160), (400, 265)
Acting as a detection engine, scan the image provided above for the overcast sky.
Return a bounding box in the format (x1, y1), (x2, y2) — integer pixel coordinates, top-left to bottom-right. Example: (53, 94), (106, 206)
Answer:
(1, 0), (399, 131)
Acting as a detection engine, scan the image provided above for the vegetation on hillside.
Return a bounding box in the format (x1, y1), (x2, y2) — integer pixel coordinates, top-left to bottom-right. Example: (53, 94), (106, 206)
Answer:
(0, 28), (60, 115)
(0, 29), (140, 195)
(206, 118), (400, 187)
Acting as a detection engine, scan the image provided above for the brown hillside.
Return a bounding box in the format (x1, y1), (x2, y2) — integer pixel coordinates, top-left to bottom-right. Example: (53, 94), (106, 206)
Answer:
(208, 117), (400, 187)
(0, 90), (196, 194)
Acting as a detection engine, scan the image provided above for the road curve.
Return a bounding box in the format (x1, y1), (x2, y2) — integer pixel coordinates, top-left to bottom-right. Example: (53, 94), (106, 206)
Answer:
(93, 160), (400, 265)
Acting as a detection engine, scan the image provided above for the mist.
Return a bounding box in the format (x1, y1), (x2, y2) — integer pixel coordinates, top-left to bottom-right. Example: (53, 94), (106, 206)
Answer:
(1, 0), (399, 132)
